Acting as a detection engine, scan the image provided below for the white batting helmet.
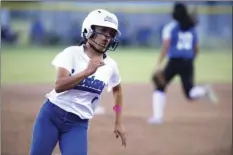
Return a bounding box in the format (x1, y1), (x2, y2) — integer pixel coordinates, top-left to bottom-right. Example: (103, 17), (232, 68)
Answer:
(81, 9), (121, 38)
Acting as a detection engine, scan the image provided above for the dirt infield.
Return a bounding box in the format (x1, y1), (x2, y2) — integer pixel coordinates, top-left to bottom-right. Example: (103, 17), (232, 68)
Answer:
(2, 83), (232, 155)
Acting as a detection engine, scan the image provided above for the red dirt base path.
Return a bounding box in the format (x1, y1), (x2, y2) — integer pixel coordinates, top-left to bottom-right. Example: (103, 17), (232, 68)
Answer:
(2, 83), (232, 155)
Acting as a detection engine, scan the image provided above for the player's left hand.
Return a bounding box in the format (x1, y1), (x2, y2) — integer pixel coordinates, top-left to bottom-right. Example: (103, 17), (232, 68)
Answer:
(114, 123), (127, 147)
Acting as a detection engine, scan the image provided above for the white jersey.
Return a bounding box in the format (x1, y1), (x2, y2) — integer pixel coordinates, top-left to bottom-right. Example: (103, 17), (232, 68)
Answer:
(46, 45), (121, 119)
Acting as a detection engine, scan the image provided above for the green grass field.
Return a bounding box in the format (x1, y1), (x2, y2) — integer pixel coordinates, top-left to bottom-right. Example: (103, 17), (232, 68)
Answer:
(1, 46), (232, 84)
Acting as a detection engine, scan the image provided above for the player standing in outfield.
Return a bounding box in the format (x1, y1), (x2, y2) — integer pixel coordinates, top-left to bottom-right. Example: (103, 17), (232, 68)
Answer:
(148, 2), (218, 124)
(30, 9), (126, 155)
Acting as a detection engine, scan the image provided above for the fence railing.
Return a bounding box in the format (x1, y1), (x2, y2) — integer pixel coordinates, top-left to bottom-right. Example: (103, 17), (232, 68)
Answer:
(2, 2), (232, 50)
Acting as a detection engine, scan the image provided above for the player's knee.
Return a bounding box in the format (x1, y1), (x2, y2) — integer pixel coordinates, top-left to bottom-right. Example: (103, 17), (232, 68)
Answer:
(152, 79), (166, 92)
(152, 81), (165, 92)
(152, 74), (166, 90)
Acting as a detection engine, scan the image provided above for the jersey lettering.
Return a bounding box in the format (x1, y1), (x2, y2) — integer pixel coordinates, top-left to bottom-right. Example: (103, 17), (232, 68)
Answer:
(74, 76), (105, 94)
(176, 32), (193, 50)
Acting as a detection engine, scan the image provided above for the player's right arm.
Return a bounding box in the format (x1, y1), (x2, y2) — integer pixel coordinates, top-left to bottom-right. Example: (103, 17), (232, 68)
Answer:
(55, 58), (104, 93)
(156, 39), (170, 69)
(52, 47), (104, 93)
(54, 68), (87, 93)
(155, 23), (174, 71)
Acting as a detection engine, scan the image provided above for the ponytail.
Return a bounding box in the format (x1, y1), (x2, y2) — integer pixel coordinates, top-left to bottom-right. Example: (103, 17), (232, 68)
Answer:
(172, 2), (195, 31)
(78, 37), (87, 45)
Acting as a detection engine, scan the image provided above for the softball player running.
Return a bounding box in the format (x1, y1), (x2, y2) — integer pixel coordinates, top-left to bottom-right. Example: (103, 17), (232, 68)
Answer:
(30, 9), (126, 155)
(148, 2), (218, 124)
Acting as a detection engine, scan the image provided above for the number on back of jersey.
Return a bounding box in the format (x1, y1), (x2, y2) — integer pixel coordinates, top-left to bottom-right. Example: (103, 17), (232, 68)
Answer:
(176, 32), (193, 50)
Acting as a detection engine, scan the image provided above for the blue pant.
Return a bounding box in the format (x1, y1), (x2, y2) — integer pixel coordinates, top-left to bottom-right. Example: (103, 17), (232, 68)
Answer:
(30, 99), (89, 155)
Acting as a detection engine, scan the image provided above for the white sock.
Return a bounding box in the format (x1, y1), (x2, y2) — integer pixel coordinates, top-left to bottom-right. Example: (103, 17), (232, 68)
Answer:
(152, 90), (166, 119)
(189, 86), (207, 99)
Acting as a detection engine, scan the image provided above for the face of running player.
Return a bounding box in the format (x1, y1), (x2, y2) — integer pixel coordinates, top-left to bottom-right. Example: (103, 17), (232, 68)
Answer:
(89, 25), (117, 53)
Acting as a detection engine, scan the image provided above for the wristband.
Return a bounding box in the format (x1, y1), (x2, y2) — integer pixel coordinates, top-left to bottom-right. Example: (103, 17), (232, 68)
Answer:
(113, 105), (121, 112)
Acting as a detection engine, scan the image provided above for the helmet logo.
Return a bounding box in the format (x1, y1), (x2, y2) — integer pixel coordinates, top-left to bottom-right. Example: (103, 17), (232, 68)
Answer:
(104, 16), (117, 25)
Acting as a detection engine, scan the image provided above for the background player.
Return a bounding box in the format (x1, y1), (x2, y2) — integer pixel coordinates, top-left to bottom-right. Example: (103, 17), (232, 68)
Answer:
(148, 2), (218, 124)
(30, 9), (126, 155)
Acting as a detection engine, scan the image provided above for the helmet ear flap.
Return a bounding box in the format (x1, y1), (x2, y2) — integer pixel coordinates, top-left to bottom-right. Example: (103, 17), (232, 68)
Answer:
(84, 27), (94, 39)
(82, 28), (88, 39)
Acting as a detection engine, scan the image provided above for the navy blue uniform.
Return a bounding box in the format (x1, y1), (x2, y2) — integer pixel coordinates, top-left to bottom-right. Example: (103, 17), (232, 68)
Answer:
(161, 21), (198, 98)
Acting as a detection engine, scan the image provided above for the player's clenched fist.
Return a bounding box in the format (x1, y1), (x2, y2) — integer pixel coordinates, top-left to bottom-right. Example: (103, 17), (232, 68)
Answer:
(84, 58), (105, 76)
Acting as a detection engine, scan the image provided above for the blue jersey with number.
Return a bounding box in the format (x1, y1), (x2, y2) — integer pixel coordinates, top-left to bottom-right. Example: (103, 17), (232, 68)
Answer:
(162, 21), (198, 59)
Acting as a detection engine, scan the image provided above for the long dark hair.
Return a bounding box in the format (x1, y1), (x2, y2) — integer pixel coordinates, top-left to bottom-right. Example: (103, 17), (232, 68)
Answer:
(172, 2), (196, 31)
(78, 38), (87, 45)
